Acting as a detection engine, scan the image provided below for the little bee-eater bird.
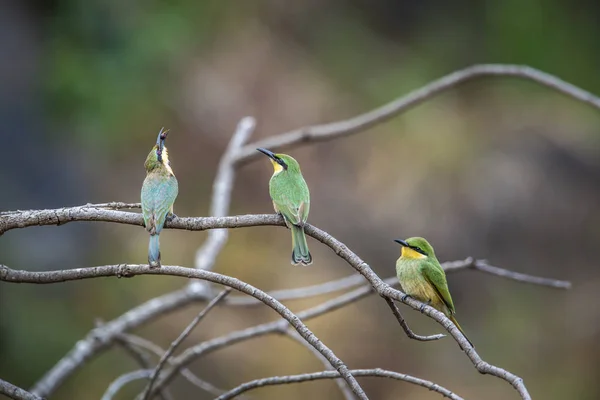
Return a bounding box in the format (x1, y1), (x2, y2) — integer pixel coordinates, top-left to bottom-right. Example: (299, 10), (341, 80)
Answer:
(257, 148), (312, 265)
(394, 237), (472, 347)
(141, 128), (179, 267)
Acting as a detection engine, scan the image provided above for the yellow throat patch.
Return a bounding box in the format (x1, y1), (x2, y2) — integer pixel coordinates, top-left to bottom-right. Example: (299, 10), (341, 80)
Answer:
(401, 246), (427, 260)
(270, 159), (284, 174)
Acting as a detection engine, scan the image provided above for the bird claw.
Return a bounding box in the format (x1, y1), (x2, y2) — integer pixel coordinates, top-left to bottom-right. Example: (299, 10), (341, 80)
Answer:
(166, 213), (177, 222)
(401, 294), (412, 302)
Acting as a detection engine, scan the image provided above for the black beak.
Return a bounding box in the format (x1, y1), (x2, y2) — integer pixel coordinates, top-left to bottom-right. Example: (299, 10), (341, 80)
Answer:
(256, 147), (277, 160)
(157, 127), (169, 148)
(394, 239), (409, 247)
(156, 127), (169, 146)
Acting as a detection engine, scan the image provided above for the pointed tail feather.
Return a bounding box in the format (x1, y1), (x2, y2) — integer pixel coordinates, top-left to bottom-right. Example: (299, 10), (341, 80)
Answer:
(450, 314), (473, 348)
(290, 225), (312, 266)
(148, 234), (161, 267)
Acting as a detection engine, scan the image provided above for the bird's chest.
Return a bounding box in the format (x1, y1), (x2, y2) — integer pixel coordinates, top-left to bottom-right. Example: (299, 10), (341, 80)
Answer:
(396, 263), (431, 302)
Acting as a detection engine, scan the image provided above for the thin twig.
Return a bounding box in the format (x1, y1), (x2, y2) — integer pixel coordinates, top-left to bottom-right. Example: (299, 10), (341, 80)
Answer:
(227, 273), (368, 305)
(0, 264), (368, 400)
(85, 202), (142, 209)
(215, 368), (464, 400)
(0, 378), (42, 400)
(285, 330), (355, 400)
(115, 332), (173, 400)
(233, 64), (600, 164)
(101, 370), (151, 400)
(445, 258), (572, 289)
(141, 288), (232, 400)
(117, 333), (226, 396)
(384, 297), (445, 341)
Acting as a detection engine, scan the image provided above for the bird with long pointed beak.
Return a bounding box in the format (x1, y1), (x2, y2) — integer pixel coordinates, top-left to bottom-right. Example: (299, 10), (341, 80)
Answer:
(394, 237), (472, 346)
(257, 148), (312, 266)
(141, 128), (179, 267)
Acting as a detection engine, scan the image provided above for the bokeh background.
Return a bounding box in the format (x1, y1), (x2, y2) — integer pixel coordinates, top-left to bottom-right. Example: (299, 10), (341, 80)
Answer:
(1, 1), (599, 399)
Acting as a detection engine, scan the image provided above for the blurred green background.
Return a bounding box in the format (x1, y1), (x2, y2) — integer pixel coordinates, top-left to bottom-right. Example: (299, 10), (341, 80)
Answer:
(1, 0), (599, 399)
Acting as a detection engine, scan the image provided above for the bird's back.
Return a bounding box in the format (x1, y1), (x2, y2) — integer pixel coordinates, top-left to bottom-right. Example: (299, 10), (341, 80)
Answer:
(269, 172), (310, 222)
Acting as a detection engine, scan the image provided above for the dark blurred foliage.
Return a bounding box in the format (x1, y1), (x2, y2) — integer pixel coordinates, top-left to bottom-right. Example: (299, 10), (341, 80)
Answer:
(1, 0), (600, 399)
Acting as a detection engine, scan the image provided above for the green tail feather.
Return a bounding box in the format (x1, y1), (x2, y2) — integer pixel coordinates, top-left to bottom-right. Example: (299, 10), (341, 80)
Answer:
(290, 225), (312, 266)
(450, 314), (473, 348)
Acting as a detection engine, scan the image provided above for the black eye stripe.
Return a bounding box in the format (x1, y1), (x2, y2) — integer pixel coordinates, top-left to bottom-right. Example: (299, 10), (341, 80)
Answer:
(410, 246), (426, 255)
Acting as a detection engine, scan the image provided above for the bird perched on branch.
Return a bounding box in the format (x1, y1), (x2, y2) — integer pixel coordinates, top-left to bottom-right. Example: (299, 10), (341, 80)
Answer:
(141, 128), (178, 267)
(257, 148), (312, 266)
(394, 237), (472, 347)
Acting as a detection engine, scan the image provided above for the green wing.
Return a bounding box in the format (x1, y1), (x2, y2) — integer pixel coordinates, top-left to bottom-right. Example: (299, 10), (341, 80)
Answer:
(421, 263), (456, 314)
(277, 196), (309, 225)
(270, 175), (310, 226)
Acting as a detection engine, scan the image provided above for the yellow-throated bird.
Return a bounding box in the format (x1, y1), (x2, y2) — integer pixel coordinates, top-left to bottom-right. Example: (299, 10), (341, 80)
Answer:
(394, 237), (472, 346)
(141, 128), (178, 267)
(257, 148), (312, 265)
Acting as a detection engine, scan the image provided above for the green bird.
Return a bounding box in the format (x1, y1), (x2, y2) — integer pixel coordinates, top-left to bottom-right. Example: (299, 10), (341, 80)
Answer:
(141, 128), (179, 267)
(394, 237), (472, 347)
(257, 148), (312, 266)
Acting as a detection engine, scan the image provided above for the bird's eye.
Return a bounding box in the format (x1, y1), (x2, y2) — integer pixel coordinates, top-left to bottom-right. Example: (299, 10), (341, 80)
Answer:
(413, 246), (425, 255)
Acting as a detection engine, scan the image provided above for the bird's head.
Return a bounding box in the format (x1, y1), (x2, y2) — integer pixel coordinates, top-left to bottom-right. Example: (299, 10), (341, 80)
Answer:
(394, 237), (436, 260)
(145, 128), (173, 173)
(256, 148), (301, 174)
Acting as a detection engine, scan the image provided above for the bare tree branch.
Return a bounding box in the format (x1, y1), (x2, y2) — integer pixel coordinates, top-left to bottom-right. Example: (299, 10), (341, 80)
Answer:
(0, 379), (42, 400)
(284, 330), (355, 400)
(302, 225), (533, 400)
(384, 297), (445, 341)
(141, 283), (381, 399)
(0, 211), (571, 291)
(215, 368), (464, 400)
(444, 258), (572, 289)
(0, 213), (568, 399)
(114, 330), (173, 400)
(0, 257), (531, 399)
(232, 64), (600, 164)
(141, 288), (231, 400)
(28, 286), (207, 397)
(0, 264), (368, 400)
(117, 333), (226, 397)
(101, 369), (152, 400)
(192, 117), (256, 276)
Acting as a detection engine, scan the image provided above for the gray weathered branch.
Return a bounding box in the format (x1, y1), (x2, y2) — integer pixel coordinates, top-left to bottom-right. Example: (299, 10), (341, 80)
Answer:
(192, 117), (256, 278)
(1, 257), (529, 399)
(0, 379), (42, 400)
(0, 211), (570, 291)
(0, 264), (368, 400)
(116, 333), (226, 397)
(215, 368), (464, 400)
(284, 330), (355, 400)
(140, 288), (231, 400)
(384, 297), (446, 341)
(232, 64), (600, 164)
(1, 212), (570, 399)
(101, 370), (152, 400)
